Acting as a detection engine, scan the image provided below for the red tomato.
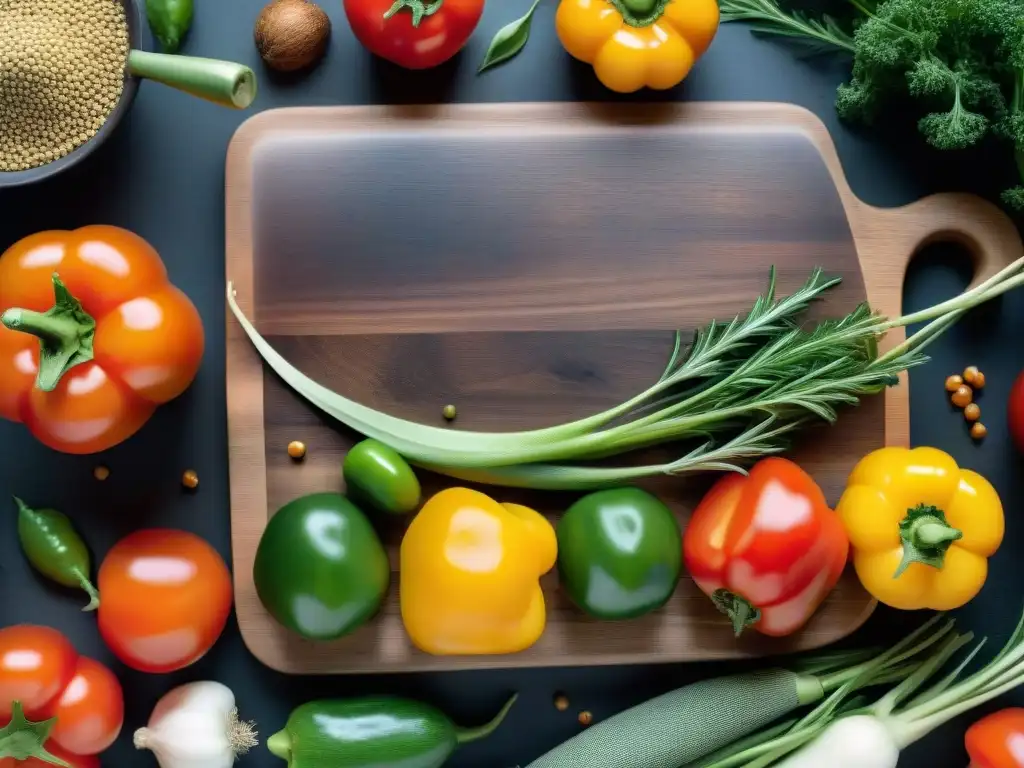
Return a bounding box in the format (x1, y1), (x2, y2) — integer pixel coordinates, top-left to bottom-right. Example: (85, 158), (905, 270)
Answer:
(48, 657), (123, 755)
(966, 708), (1024, 768)
(0, 742), (100, 768)
(1009, 371), (1024, 452)
(0, 626), (77, 719)
(343, 0), (485, 69)
(97, 529), (233, 673)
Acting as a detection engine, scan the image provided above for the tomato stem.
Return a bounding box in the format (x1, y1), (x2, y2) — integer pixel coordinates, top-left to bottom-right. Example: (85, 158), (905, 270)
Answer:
(0, 702), (70, 768)
(0, 273), (96, 393)
(609, 0), (669, 27)
(383, 0), (444, 27)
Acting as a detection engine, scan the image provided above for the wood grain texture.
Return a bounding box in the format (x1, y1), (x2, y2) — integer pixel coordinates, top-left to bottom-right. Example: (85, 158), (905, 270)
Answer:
(225, 102), (1022, 675)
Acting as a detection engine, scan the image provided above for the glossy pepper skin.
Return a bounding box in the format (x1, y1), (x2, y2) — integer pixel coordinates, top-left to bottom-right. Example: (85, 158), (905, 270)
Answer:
(400, 488), (557, 655)
(555, 0), (720, 94)
(557, 487), (682, 620)
(254, 493), (390, 640)
(966, 709), (1024, 768)
(0, 226), (204, 454)
(684, 458), (849, 637)
(836, 446), (1004, 611)
(266, 695), (516, 768)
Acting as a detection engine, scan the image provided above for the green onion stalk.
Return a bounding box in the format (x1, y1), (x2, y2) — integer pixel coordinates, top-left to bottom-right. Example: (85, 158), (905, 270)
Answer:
(227, 254), (1024, 491)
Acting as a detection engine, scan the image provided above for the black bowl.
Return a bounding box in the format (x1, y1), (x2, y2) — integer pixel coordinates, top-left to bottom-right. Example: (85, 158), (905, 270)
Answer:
(0, 0), (143, 188)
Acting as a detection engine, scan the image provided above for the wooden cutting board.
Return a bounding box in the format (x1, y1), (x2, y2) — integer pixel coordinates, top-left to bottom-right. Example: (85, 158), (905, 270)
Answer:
(225, 102), (1021, 675)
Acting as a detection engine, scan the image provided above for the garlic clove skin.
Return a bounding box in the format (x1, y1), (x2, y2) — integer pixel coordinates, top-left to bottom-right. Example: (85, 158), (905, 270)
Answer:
(135, 681), (256, 768)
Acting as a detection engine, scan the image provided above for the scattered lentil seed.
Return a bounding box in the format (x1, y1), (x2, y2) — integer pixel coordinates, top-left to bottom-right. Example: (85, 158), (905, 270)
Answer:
(971, 422), (988, 440)
(554, 694), (569, 711)
(945, 374), (963, 392)
(442, 404), (457, 421)
(951, 385), (973, 409)
(287, 440), (307, 460)
(578, 710), (593, 727)
(0, 0), (129, 171)
(964, 403), (981, 422)
(93, 465), (110, 481)
(181, 469), (199, 489)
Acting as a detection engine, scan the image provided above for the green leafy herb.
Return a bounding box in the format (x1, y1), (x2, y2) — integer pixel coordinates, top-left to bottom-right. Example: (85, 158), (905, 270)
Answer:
(228, 256), (1024, 491)
(718, 0), (856, 54)
(719, 0), (1024, 209)
(145, 0), (194, 54)
(478, 0), (541, 74)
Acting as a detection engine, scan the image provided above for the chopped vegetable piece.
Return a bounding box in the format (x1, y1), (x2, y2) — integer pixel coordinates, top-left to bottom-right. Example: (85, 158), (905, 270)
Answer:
(945, 374), (963, 392)
(972, 422), (989, 440)
(965, 403), (981, 422)
(181, 469), (199, 489)
(837, 447), (1003, 610)
(963, 366), (981, 385)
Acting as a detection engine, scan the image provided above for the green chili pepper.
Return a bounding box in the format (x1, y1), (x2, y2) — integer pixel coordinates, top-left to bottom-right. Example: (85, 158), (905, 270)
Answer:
(14, 497), (99, 611)
(146, 0), (194, 53)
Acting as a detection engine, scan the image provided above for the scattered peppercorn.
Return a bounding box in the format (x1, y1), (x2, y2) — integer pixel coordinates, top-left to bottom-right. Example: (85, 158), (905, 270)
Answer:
(964, 403), (981, 422)
(442, 404), (457, 421)
(945, 374), (963, 392)
(971, 422), (988, 440)
(951, 385), (974, 409)
(578, 710), (593, 727)
(0, 0), (129, 171)
(287, 440), (307, 460)
(181, 469), (199, 490)
(554, 694), (569, 711)
(93, 465), (110, 482)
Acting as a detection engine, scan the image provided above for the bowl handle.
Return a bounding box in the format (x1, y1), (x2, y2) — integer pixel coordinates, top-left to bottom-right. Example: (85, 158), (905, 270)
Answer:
(127, 50), (257, 109)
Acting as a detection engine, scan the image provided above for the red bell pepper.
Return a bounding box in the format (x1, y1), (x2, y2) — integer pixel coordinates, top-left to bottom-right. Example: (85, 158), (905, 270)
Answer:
(966, 709), (1024, 768)
(683, 457), (849, 637)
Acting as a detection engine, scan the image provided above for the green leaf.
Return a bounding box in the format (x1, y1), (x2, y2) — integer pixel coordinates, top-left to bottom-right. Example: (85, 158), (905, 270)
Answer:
(718, 0), (857, 54)
(478, 0), (541, 74)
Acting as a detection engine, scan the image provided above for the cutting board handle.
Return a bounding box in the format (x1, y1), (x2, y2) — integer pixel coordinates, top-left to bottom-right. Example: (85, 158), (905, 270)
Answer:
(883, 192), (1022, 292)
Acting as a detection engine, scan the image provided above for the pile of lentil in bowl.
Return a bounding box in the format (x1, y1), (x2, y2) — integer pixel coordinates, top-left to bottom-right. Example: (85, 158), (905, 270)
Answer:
(0, 0), (129, 172)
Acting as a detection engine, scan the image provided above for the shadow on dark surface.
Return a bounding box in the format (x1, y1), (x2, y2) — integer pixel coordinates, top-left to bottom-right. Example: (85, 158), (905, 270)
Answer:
(366, 51), (465, 105)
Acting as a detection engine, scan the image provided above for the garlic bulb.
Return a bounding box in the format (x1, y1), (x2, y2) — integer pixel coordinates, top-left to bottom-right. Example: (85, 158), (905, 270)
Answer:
(134, 681), (258, 768)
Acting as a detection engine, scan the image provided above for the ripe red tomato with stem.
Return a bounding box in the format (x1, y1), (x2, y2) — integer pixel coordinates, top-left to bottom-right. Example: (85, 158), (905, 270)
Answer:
(343, 0), (485, 70)
(97, 529), (232, 673)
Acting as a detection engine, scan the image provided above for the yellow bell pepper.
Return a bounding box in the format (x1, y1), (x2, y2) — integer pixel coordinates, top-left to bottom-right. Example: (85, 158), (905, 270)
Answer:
(400, 487), (557, 655)
(555, 0), (720, 94)
(836, 447), (1004, 611)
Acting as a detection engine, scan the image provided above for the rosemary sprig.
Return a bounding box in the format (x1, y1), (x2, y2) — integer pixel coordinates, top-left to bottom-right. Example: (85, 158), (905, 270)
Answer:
(718, 0), (857, 54)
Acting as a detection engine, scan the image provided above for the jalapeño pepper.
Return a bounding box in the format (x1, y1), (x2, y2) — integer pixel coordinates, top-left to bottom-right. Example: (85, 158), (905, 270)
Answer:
(14, 497), (99, 611)
(267, 694), (517, 768)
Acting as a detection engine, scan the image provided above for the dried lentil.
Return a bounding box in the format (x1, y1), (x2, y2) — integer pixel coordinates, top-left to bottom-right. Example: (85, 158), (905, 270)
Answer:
(0, 0), (128, 172)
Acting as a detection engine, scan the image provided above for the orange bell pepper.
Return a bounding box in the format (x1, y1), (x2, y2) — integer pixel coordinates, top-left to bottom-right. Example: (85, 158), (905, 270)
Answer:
(0, 226), (204, 454)
(555, 0), (720, 94)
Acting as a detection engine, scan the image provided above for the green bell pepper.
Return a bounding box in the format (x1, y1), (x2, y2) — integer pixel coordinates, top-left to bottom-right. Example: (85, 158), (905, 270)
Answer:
(557, 487), (682, 620)
(267, 694), (517, 768)
(253, 492), (389, 640)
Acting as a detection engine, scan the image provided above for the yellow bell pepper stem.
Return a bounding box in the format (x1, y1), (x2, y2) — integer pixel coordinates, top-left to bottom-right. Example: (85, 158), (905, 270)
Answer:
(617, 0), (662, 20)
(837, 446), (1004, 612)
(894, 504), (964, 577)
